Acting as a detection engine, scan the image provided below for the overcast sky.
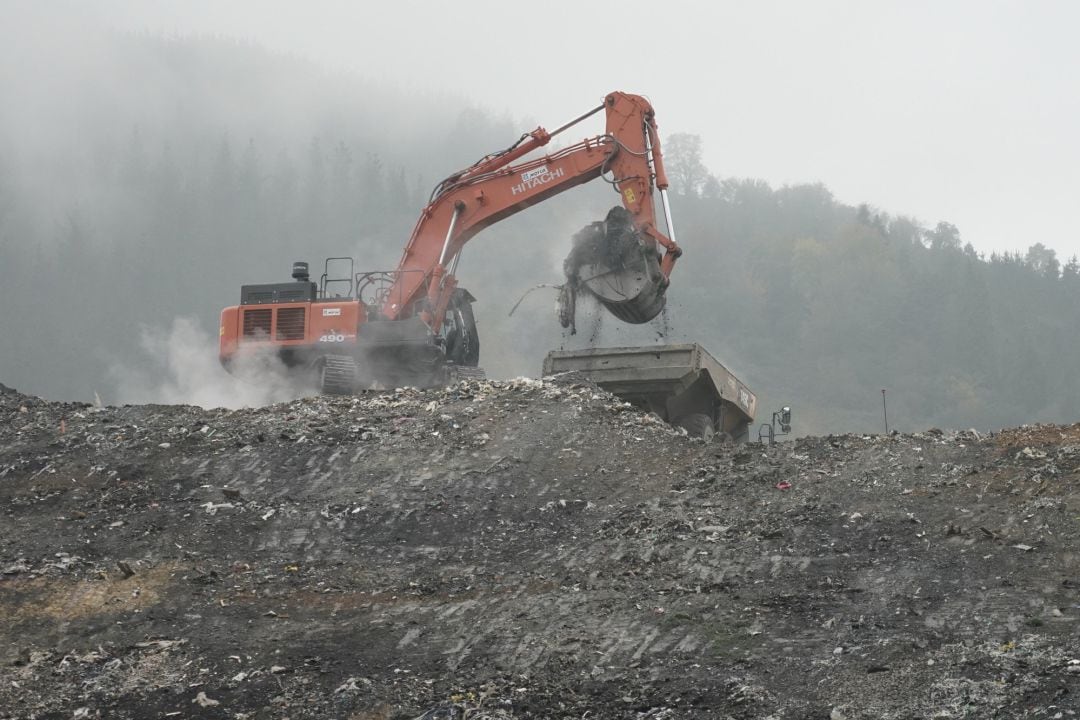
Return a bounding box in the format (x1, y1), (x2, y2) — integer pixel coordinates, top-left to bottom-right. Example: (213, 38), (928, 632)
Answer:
(39, 0), (1080, 259)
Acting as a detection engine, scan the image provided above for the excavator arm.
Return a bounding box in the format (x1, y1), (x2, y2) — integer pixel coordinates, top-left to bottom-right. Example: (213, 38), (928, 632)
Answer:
(383, 91), (682, 332)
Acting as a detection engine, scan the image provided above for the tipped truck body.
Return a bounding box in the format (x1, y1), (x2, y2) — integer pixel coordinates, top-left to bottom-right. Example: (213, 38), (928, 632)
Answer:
(542, 343), (756, 441)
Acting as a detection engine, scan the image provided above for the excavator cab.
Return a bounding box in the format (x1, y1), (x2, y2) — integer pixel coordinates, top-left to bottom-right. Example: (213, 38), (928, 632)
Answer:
(221, 257), (481, 392)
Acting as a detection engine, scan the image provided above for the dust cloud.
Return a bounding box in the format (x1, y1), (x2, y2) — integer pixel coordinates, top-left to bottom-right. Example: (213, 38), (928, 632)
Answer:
(110, 317), (312, 409)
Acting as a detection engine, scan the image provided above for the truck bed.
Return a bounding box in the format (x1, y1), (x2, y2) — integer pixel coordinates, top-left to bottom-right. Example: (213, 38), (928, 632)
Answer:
(542, 344), (756, 437)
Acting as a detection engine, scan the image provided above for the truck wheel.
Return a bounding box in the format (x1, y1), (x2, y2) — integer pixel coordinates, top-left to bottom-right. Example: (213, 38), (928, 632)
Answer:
(675, 413), (715, 441)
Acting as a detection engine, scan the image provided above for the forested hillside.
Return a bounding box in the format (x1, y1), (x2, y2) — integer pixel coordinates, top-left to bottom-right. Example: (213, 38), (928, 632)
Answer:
(667, 182), (1080, 432)
(1, 33), (1077, 435)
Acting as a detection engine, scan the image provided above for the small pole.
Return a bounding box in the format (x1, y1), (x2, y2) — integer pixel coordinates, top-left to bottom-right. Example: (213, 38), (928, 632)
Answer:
(881, 389), (889, 435)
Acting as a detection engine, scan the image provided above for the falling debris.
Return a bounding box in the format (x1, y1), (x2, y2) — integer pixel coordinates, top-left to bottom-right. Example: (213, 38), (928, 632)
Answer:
(193, 691), (220, 708)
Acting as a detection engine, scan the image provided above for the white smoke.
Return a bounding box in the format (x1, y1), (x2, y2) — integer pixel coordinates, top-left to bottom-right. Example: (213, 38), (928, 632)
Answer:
(111, 316), (313, 409)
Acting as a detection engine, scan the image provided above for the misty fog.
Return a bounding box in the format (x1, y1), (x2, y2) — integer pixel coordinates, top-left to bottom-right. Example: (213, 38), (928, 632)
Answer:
(2, 8), (1079, 436)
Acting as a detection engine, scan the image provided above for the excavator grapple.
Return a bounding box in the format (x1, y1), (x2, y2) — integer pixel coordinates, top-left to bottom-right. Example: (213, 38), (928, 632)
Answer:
(560, 206), (667, 333)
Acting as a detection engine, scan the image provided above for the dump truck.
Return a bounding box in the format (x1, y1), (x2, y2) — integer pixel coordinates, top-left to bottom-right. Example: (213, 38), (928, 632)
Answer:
(543, 343), (757, 441)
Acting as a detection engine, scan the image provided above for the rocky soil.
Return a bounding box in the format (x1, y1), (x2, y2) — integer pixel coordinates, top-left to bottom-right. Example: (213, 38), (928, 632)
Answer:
(1, 378), (1079, 719)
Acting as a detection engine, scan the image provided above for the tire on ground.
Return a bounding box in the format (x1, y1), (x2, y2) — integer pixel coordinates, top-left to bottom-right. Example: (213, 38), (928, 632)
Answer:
(675, 413), (715, 441)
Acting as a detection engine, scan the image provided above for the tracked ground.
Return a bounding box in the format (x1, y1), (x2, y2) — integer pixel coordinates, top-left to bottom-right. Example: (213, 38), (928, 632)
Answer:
(1, 380), (1079, 718)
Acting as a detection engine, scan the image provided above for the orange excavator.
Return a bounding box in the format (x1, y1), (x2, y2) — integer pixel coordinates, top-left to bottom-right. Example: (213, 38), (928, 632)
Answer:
(219, 91), (682, 392)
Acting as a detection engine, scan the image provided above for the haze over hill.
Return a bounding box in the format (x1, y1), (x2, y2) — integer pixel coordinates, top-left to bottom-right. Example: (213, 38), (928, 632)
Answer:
(31, 0), (1080, 262)
(1, 23), (1079, 435)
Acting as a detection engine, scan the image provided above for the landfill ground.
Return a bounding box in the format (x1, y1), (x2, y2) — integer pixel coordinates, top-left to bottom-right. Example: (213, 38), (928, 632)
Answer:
(1, 378), (1079, 719)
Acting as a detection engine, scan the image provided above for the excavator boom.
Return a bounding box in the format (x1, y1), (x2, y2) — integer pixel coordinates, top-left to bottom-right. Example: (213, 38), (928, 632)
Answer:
(388, 91), (680, 331)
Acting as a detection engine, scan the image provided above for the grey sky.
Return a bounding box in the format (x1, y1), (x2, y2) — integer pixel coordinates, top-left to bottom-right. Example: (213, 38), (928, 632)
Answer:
(42, 0), (1080, 259)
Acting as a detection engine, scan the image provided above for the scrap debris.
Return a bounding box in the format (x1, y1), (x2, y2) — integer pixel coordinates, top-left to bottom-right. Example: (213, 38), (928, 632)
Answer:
(2, 380), (1079, 717)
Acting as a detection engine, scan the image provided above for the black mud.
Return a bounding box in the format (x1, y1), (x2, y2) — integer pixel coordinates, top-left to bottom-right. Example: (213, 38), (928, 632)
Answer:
(2, 381), (1079, 718)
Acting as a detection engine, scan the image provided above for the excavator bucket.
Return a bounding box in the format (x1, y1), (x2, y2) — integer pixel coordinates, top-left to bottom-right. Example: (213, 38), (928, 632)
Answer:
(576, 247), (666, 324)
(562, 207), (666, 327)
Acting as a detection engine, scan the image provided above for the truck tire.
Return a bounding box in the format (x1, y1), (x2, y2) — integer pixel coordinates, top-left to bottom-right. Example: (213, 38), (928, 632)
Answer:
(675, 413), (715, 441)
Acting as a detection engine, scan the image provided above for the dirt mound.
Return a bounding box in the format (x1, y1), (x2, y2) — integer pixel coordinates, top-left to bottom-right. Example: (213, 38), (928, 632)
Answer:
(995, 422), (1080, 449)
(2, 382), (1079, 718)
